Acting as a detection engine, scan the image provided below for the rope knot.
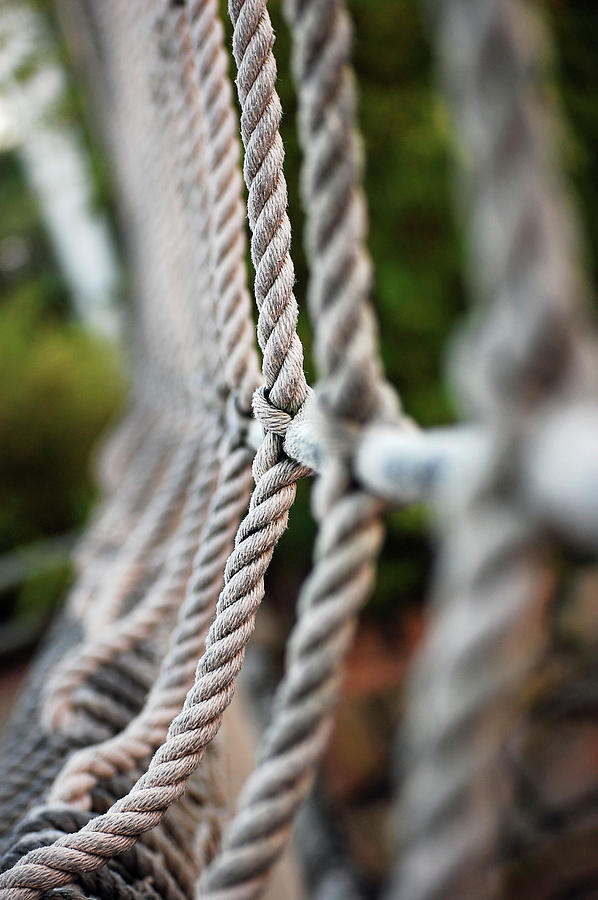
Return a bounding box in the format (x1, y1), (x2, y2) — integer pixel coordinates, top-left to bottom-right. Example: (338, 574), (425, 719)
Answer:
(252, 386), (294, 437)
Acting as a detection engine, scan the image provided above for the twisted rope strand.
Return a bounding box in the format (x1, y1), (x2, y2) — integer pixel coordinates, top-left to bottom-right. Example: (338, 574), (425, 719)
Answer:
(0, 0), (310, 893)
(187, 0), (261, 413)
(42, 420), (205, 733)
(45, 0), (261, 807)
(42, 0), (230, 737)
(49, 440), (253, 810)
(199, 1), (402, 895)
(43, 429), (219, 737)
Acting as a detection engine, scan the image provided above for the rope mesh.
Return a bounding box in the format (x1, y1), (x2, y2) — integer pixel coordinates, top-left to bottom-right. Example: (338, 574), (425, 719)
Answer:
(1, 0), (598, 898)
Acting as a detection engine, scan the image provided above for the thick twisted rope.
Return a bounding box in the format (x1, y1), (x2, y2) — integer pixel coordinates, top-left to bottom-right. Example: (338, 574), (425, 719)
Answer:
(68, 411), (179, 614)
(186, 0), (261, 413)
(44, 430), (219, 736)
(0, 637), (159, 857)
(0, 0), (219, 886)
(78, 418), (197, 639)
(199, 1), (402, 895)
(48, 438), (253, 809)
(0, 622), (86, 847)
(388, 2), (598, 899)
(41, 0), (230, 734)
(0, 1), (229, 891)
(0, 0), (310, 893)
(46, 0), (262, 807)
(288, 0), (391, 422)
(0, 412), (174, 822)
(1, 806), (191, 900)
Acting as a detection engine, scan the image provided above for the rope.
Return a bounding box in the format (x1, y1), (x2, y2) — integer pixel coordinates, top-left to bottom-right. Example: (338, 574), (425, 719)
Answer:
(42, 420), (206, 732)
(0, 2), (226, 894)
(186, 0), (261, 413)
(387, 2), (598, 898)
(45, 0), (261, 808)
(44, 430), (219, 737)
(0, 638), (158, 859)
(48, 439), (253, 809)
(0, 0), (310, 892)
(42, 0), (228, 735)
(66, 409), (172, 623)
(1, 807), (188, 900)
(199, 0), (402, 895)
(4, 1), (597, 898)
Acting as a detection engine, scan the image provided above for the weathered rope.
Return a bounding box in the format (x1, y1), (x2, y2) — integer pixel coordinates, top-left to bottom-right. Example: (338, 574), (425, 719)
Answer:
(47, 439), (253, 810)
(66, 409), (174, 624)
(387, 2), (598, 899)
(42, 0), (232, 735)
(241, 643), (367, 900)
(44, 0), (260, 807)
(7, 1), (598, 898)
(0, 637), (159, 859)
(0, 0), (310, 892)
(0, 407), (169, 750)
(186, 0), (261, 414)
(44, 431), (218, 737)
(0, 621), (85, 847)
(1, 806), (188, 900)
(199, 0), (402, 895)
(0, 1), (224, 893)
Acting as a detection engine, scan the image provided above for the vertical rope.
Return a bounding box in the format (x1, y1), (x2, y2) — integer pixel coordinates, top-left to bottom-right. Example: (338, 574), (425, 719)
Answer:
(199, 0), (402, 895)
(45, 0), (264, 806)
(387, 2), (598, 898)
(40, 0), (227, 734)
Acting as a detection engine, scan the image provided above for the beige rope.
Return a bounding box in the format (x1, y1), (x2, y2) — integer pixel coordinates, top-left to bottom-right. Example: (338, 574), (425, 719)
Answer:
(45, 0), (261, 806)
(0, 0), (310, 893)
(200, 1), (402, 894)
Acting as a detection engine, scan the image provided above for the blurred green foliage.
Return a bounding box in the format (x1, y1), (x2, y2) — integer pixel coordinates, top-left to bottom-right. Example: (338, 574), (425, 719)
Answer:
(2, 0), (597, 628)
(0, 150), (123, 622)
(0, 289), (123, 550)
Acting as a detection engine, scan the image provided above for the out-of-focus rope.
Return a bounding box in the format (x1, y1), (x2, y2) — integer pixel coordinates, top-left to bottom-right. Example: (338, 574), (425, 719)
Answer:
(0, 0), (222, 892)
(41, 0), (232, 735)
(388, 2), (598, 899)
(45, 0), (259, 808)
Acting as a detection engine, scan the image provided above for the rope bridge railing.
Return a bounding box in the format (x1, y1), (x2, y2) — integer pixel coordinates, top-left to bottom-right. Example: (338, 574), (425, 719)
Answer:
(1, 0), (598, 897)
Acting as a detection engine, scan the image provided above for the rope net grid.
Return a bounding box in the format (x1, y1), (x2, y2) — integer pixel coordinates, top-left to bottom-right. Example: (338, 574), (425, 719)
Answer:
(1, 0), (598, 898)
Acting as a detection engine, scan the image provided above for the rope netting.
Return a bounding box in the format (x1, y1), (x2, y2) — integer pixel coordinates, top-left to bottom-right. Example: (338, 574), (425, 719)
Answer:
(1, 0), (598, 898)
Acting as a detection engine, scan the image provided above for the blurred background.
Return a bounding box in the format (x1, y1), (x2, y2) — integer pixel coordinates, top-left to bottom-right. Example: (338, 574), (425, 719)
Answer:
(0, 0), (596, 888)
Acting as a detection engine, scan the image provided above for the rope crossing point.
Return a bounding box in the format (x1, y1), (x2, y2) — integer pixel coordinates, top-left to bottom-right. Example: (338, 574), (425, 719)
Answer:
(2, 0), (598, 898)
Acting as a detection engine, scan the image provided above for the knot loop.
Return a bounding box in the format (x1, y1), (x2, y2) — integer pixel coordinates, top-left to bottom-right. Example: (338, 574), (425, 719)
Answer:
(252, 385), (294, 437)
